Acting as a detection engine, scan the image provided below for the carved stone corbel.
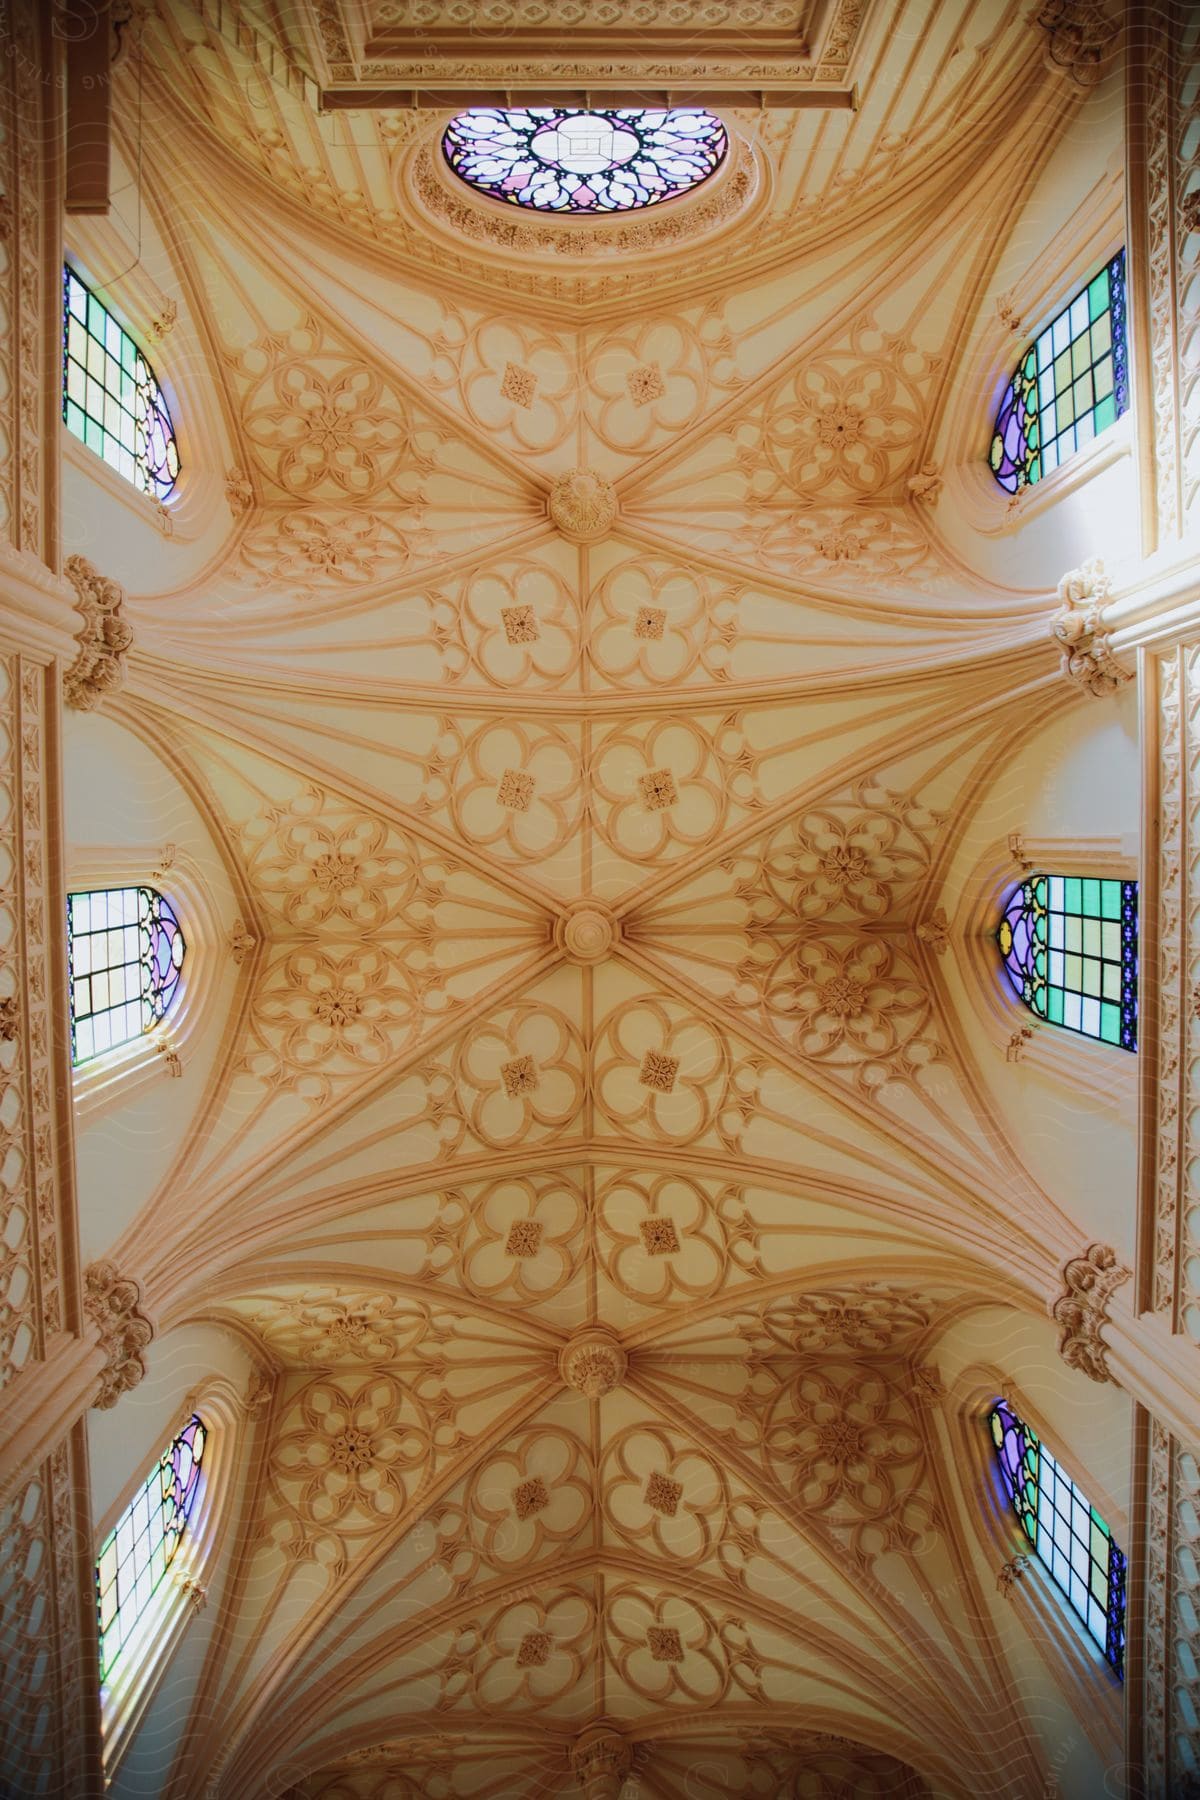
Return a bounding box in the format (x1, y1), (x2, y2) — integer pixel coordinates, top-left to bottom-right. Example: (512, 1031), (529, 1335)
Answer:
(570, 1727), (632, 1800)
(63, 555), (133, 713)
(1050, 559), (1133, 698)
(1007, 831), (1034, 872)
(914, 907), (949, 954)
(1051, 1243), (1131, 1383)
(911, 1363), (945, 1403)
(906, 463), (942, 506)
(83, 1259), (154, 1408)
(997, 1554), (1029, 1597)
(229, 919), (258, 965)
(174, 1572), (207, 1613)
(224, 467), (253, 515)
(1034, 0), (1120, 89)
(243, 1369), (275, 1415)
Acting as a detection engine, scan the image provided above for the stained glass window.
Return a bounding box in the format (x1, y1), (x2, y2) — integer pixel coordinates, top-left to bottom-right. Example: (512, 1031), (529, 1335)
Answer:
(989, 250), (1128, 492)
(442, 108), (727, 213)
(95, 1416), (207, 1682)
(989, 1399), (1125, 1676)
(62, 267), (180, 499)
(997, 873), (1137, 1052)
(67, 886), (186, 1066)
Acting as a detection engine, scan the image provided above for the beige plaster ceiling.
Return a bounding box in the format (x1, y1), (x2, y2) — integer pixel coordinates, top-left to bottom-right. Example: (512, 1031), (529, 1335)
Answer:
(72, 5), (1126, 1794)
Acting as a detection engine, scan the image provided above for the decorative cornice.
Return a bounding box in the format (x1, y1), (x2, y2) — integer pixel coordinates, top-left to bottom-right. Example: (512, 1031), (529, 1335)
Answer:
(1050, 1243), (1131, 1383)
(83, 1260), (155, 1409)
(63, 555), (134, 713)
(1050, 558), (1134, 698)
(408, 133), (758, 265)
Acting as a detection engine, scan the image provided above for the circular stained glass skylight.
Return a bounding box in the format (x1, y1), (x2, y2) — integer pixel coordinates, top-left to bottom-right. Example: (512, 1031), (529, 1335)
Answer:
(441, 108), (728, 214)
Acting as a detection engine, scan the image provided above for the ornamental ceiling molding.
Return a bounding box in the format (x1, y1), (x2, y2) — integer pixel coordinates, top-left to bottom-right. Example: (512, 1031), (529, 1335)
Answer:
(343, 0), (863, 89)
(60, 21), (1146, 1784)
(293, 1721), (941, 1800)
(97, 690), (1078, 1324)
(210, 1312), (1037, 1800)
(403, 129), (764, 267)
(932, 164), (1124, 537)
(171, 1193), (1048, 1344)
(137, 3), (1078, 318)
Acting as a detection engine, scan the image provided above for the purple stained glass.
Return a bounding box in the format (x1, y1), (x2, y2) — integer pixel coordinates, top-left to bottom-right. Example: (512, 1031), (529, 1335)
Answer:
(442, 108), (728, 214)
(68, 886), (186, 1064)
(997, 873), (1137, 1051)
(989, 250), (1127, 493)
(989, 1399), (1125, 1677)
(95, 1415), (207, 1680)
(63, 266), (180, 500)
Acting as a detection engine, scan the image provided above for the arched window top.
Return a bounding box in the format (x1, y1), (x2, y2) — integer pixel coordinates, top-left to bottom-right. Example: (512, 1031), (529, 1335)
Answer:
(997, 873), (1137, 1052)
(989, 250), (1128, 493)
(68, 886), (186, 1066)
(96, 1415), (207, 1683)
(441, 107), (728, 213)
(989, 1398), (1125, 1677)
(62, 267), (180, 500)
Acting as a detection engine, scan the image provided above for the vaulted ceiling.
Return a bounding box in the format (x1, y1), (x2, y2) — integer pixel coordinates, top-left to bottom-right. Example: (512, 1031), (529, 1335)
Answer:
(73, 5), (1128, 1795)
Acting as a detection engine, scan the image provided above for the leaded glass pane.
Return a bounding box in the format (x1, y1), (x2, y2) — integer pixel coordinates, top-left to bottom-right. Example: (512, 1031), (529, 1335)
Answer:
(997, 872), (1137, 1052)
(95, 1416), (207, 1681)
(442, 108), (727, 213)
(989, 1399), (1125, 1675)
(68, 886), (186, 1065)
(62, 267), (180, 499)
(989, 250), (1127, 492)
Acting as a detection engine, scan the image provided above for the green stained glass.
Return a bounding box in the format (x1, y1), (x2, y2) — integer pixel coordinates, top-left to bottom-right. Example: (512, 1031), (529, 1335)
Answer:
(67, 887), (186, 1065)
(62, 266), (179, 500)
(990, 250), (1128, 492)
(989, 1400), (1125, 1676)
(996, 872), (1137, 1052)
(95, 1417), (207, 1682)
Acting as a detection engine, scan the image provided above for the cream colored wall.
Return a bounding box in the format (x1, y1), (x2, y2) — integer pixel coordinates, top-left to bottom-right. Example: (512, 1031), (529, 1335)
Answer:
(940, 687), (1140, 1257)
(89, 1323), (258, 1800)
(87, 1321), (247, 1525)
(62, 138), (238, 593)
(936, 57), (1139, 597)
(64, 710), (241, 1258)
(934, 1306), (1131, 1800)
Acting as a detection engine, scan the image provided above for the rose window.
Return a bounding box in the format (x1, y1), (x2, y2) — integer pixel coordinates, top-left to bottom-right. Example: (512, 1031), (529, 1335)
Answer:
(441, 108), (728, 214)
